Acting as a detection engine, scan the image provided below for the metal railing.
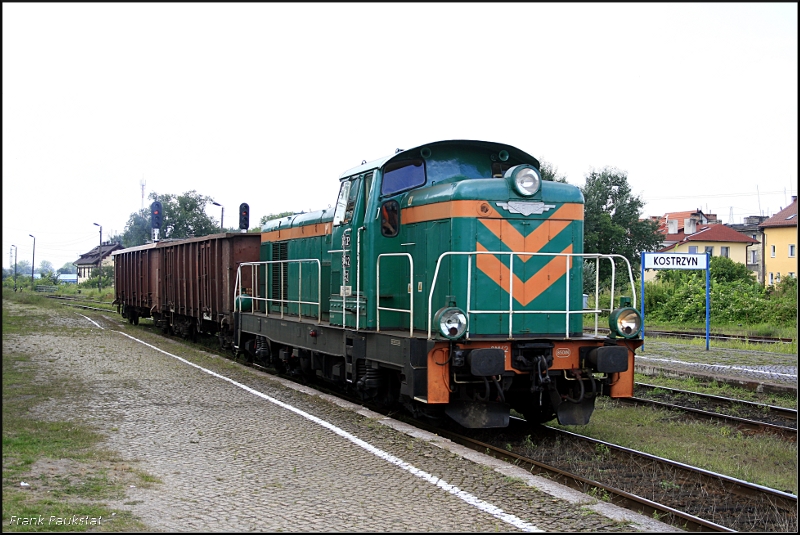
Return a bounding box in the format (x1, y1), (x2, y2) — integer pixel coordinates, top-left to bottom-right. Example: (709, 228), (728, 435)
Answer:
(34, 285), (58, 293)
(233, 250), (637, 341)
(234, 259), (322, 322)
(426, 251), (636, 340)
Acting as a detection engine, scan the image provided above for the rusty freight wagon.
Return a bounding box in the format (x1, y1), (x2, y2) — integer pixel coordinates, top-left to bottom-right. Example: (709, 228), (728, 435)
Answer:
(113, 232), (261, 344)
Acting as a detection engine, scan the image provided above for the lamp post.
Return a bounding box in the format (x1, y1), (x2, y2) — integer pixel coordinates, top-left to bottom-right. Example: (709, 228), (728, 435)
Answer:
(93, 223), (102, 292)
(29, 234), (35, 290)
(211, 200), (224, 233)
(10, 245), (17, 291)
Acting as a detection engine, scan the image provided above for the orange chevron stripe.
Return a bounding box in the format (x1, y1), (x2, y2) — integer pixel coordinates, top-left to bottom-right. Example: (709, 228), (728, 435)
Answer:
(476, 243), (574, 306)
(479, 219), (571, 262)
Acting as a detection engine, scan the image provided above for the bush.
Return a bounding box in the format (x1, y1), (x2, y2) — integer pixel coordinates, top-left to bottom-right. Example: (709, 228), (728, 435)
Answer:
(643, 270), (796, 328)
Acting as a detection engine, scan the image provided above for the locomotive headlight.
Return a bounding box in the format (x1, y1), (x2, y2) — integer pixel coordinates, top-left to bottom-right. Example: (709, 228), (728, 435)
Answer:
(434, 307), (468, 339)
(608, 307), (642, 339)
(505, 165), (541, 197)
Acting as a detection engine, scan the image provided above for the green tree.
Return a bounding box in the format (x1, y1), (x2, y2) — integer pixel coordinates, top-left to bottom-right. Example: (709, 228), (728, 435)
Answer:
(39, 260), (54, 274)
(581, 167), (662, 286)
(57, 262), (77, 275)
(120, 191), (220, 247)
(708, 255), (757, 284)
(15, 260), (31, 275)
(38, 261), (58, 285)
(106, 232), (124, 246)
(121, 209), (152, 247)
(80, 265), (113, 291)
(259, 211), (295, 227)
(540, 160), (568, 183)
(657, 256), (759, 286)
(155, 191), (218, 239)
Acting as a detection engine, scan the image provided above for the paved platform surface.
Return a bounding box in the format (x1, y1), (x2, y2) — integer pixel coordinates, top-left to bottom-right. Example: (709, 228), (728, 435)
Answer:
(634, 340), (797, 394)
(3, 307), (676, 533)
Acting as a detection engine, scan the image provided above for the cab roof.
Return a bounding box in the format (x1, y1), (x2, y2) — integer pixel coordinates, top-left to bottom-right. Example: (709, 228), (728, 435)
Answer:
(338, 139), (539, 179)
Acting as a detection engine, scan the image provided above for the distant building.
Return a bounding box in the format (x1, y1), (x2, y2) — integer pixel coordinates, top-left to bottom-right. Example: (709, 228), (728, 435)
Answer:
(644, 210), (741, 282)
(727, 215), (768, 283)
(644, 210), (758, 282)
(649, 209), (720, 250)
(74, 242), (124, 284)
(759, 197), (798, 286)
(57, 273), (79, 284)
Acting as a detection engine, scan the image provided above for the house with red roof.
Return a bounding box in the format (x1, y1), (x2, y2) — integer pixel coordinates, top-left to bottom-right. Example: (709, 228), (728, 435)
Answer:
(649, 210), (720, 249)
(644, 210), (758, 282)
(759, 196), (798, 286)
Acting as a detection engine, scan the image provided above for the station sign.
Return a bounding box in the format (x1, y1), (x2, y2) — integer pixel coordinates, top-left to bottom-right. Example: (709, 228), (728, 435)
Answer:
(640, 251), (711, 350)
(643, 252), (708, 270)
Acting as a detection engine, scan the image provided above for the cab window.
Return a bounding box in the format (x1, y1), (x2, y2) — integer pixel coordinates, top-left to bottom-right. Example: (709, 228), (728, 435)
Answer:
(333, 177), (362, 226)
(333, 180), (351, 226)
(380, 200), (400, 237)
(381, 159), (425, 196)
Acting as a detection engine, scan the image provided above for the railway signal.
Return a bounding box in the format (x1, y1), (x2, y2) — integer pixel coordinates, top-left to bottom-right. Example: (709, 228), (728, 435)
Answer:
(239, 203), (249, 230)
(151, 201), (163, 229)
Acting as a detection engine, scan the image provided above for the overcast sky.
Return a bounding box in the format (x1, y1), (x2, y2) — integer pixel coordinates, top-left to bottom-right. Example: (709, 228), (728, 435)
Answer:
(3, 2), (797, 271)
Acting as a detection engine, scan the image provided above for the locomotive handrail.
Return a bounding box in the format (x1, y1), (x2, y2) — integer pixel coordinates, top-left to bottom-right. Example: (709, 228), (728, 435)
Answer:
(376, 253), (414, 337)
(234, 259), (322, 323)
(427, 251), (637, 340)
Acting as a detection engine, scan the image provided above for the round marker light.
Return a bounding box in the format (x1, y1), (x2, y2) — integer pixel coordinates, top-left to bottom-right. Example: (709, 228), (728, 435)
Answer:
(608, 307), (642, 339)
(504, 165), (541, 197)
(434, 307), (468, 340)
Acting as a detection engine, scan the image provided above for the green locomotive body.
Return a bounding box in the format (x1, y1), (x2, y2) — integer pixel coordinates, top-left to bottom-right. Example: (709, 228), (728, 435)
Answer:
(235, 140), (642, 428)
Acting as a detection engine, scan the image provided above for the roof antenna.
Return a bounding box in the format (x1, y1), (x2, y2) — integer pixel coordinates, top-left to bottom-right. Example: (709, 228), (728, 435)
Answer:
(757, 185), (762, 216)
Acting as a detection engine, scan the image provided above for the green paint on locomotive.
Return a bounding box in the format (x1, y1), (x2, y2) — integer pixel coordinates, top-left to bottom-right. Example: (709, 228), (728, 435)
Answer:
(258, 140), (586, 338)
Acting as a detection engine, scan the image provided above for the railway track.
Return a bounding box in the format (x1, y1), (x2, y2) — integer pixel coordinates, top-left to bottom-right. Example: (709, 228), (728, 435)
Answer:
(621, 383), (797, 440)
(453, 419), (796, 533)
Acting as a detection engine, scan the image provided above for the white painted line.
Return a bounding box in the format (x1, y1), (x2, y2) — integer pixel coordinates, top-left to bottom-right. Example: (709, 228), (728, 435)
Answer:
(115, 330), (543, 532)
(78, 314), (103, 329)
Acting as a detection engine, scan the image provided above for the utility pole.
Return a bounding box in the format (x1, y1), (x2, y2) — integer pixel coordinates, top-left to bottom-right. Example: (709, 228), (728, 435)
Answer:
(93, 223), (103, 292)
(10, 245), (17, 291)
(29, 235), (35, 290)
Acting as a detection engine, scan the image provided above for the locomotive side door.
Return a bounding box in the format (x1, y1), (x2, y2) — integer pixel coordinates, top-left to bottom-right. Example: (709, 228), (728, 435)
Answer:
(329, 173), (369, 328)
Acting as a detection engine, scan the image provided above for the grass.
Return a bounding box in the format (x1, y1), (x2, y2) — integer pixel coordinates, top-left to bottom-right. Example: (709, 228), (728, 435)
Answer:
(2, 297), (154, 532)
(548, 398), (798, 494)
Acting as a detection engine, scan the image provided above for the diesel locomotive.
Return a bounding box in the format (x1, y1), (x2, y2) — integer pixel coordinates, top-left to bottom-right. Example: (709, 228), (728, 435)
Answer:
(114, 139), (644, 429)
